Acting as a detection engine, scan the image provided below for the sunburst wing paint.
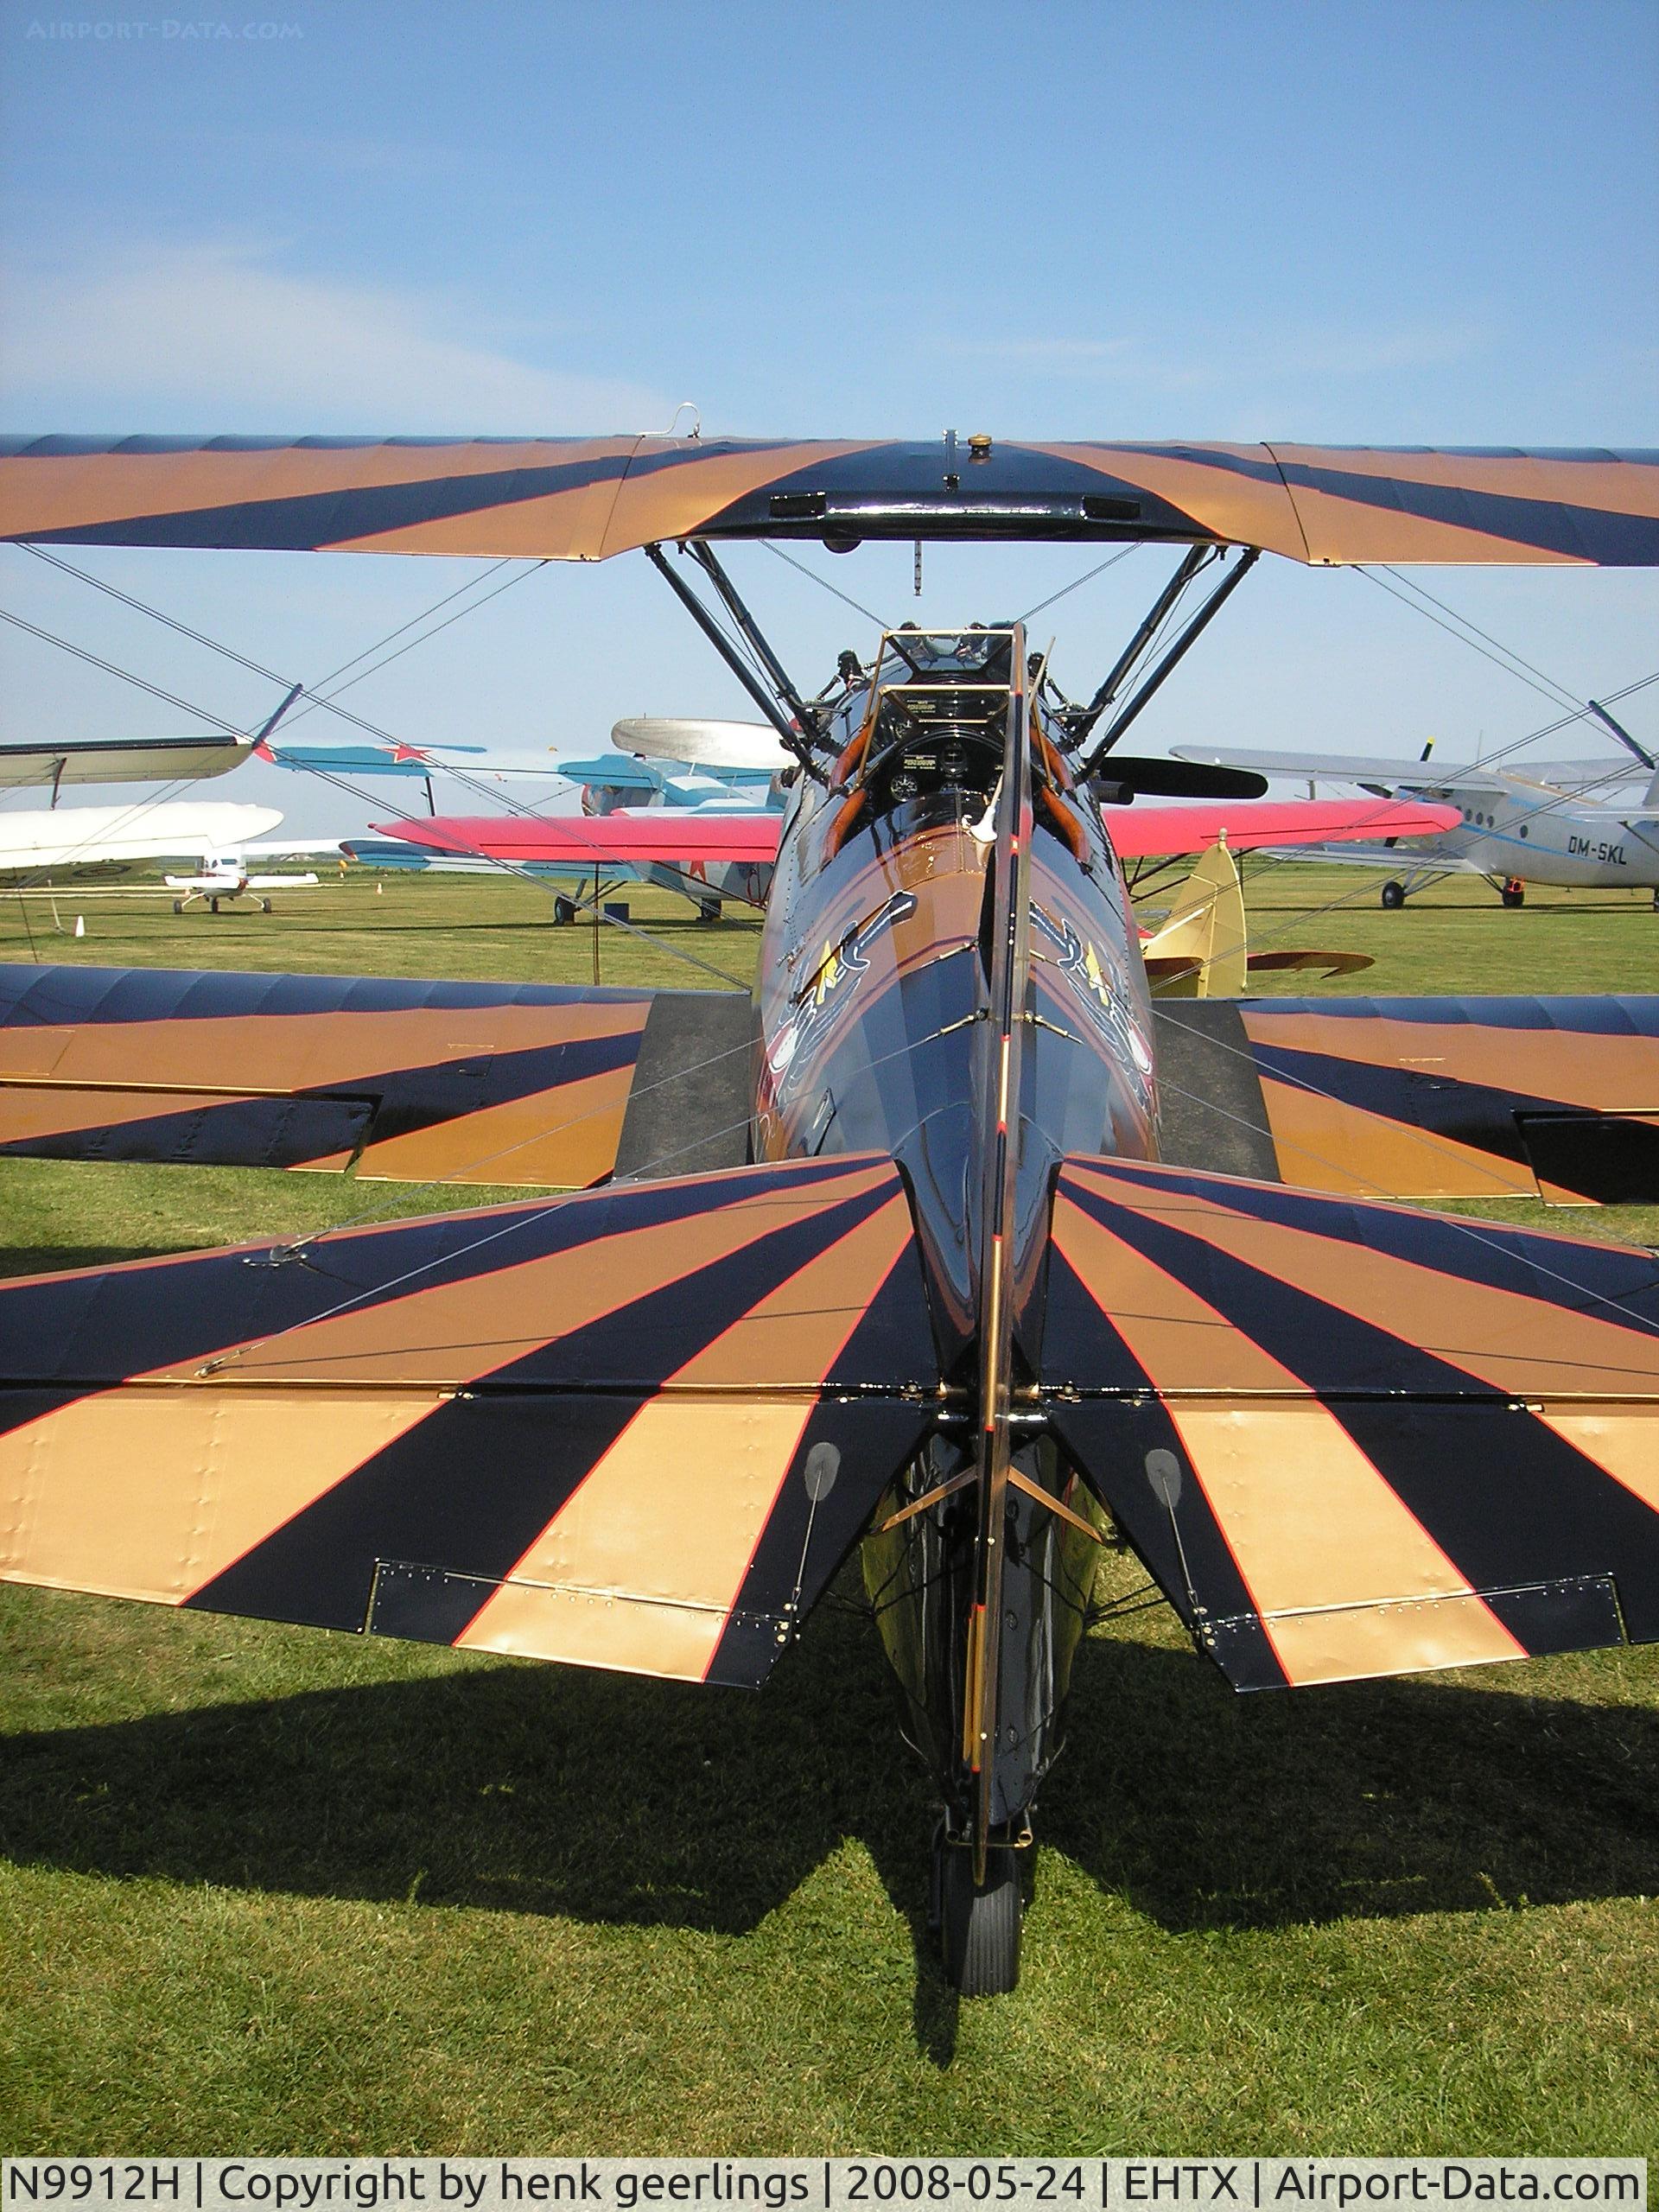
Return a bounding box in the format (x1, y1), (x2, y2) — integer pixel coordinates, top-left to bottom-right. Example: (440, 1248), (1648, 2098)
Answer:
(1152, 995), (1659, 1205)
(3, 436), (1656, 564)
(0, 1154), (938, 1687)
(1041, 1154), (1659, 1692)
(0, 963), (760, 1186)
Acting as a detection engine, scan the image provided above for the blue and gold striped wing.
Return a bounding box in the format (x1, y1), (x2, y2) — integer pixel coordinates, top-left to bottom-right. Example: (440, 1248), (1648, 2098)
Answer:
(0, 1155), (937, 1688)
(1042, 1155), (1659, 1692)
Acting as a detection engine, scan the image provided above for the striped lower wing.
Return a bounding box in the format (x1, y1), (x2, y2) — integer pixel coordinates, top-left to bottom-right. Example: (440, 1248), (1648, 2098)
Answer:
(1041, 1155), (1659, 1690)
(0, 1154), (937, 1687)
(1236, 995), (1659, 1205)
(0, 963), (747, 1186)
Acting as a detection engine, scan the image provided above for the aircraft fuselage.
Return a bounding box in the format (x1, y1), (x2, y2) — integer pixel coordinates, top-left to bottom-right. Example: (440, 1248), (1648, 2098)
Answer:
(751, 631), (1156, 1849)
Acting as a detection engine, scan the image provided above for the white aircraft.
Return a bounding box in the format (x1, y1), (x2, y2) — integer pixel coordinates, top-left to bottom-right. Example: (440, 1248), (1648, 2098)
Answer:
(1174, 730), (1659, 908)
(0, 687), (306, 802)
(0, 731), (257, 795)
(162, 837), (347, 913)
(0, 803), (353, 914)
(0, 801), (286, 879)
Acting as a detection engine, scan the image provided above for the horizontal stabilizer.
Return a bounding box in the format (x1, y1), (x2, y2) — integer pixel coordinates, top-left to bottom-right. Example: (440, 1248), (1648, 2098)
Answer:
(1041, 1154), (1659, 1691)
(0, 1154), (938, 1687)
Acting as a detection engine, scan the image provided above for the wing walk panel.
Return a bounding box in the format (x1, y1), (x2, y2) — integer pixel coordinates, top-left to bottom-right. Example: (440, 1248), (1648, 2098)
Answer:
(0, 1155), (938, 1687)
(1041, 1156), (1659, 1690)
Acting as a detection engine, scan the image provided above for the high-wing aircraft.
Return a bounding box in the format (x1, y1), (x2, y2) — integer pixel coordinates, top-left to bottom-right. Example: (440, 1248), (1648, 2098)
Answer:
(2, 435), (1658, 1997)
(162, 836), (350, 913)
(0, 729), (257, 794)
(1175, 741), (1659, 906)
(0, 685), (306, 801)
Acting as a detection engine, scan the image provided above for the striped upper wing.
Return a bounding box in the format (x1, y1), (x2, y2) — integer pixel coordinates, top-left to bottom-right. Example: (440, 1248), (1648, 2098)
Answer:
(1153, 995), (1659, 1205)
(0, 962), (753, 1186)
(3, 436), (1656, 564)
(0, 1154), (936, 1688)
(1041, 1154), (1659, 1692)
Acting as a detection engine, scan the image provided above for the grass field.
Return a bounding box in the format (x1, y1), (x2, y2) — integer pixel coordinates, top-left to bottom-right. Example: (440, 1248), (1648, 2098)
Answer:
(2, 863), (1657, 2154)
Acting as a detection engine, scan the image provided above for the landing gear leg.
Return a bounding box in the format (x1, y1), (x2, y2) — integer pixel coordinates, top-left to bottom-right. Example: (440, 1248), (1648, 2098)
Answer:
(936, 1830), (1022, 1996)
(1380, 880), (1407, 910)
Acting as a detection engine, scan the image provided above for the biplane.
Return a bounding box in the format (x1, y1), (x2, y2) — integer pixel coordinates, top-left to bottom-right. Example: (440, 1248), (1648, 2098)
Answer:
(2, 435), (1658, 1995)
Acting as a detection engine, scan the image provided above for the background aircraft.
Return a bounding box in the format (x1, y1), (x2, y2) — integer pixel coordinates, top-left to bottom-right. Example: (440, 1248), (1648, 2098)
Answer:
(0, 730), (256, 794)
(0, 798), (285, 880)
(1177, 740), (1659, 907)
(0, 433), (1656, 2000)
(162, 835), (351, 913)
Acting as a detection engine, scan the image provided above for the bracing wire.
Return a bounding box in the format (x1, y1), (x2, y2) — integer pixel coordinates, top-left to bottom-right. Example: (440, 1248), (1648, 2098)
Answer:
(761, 540), (894, 630)
(1016, 545), (1141, 625)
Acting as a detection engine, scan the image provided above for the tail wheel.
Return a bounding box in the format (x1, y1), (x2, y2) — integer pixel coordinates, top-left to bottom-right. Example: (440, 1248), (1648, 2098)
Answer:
(1380, 880), (1406, 910)
(938, 1840), (1022, 1996)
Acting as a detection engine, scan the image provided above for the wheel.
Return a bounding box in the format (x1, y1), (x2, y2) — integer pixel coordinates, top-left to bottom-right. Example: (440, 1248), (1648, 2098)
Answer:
(171, 899), (183, 915)
(259, 898), (272, 913)
(938, 1841), (1021, 1996)
(552, 895), (575, 925)
(1501, 881), (1526, 909)
(209, 897), (219, 914)
(1380, 880), (1406, 910)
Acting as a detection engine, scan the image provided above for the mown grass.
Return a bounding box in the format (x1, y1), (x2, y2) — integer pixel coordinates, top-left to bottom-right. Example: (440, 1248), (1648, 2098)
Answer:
(2, 865), (1656, 2152)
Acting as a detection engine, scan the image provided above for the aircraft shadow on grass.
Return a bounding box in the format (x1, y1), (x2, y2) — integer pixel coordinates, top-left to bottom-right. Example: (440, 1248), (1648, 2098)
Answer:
(4, 1600), (1656, 1962)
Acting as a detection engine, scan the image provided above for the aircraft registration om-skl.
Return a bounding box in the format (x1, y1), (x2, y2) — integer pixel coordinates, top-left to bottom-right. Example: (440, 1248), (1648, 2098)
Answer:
(1, 433), (1657, 1998)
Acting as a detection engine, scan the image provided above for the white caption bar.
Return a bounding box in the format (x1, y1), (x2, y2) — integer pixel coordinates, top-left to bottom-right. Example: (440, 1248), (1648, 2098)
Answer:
(0, 2164), (1647, 2212)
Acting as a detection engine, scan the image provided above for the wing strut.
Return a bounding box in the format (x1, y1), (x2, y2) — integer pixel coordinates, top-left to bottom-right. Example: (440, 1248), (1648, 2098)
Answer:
(1073, 546), (1261, 774)
(643, 541), (826, 780)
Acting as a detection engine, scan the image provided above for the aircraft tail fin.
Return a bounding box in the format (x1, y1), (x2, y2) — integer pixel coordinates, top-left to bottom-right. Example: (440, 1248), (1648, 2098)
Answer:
(1140, 838), (1248, 998)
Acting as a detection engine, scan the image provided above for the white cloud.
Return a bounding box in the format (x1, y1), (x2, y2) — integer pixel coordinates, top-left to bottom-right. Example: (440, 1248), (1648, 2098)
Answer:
(0, 239), (672, 432)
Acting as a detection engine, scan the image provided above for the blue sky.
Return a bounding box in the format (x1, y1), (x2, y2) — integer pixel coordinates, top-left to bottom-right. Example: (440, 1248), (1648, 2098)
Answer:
(1, 0), (1656, 832)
